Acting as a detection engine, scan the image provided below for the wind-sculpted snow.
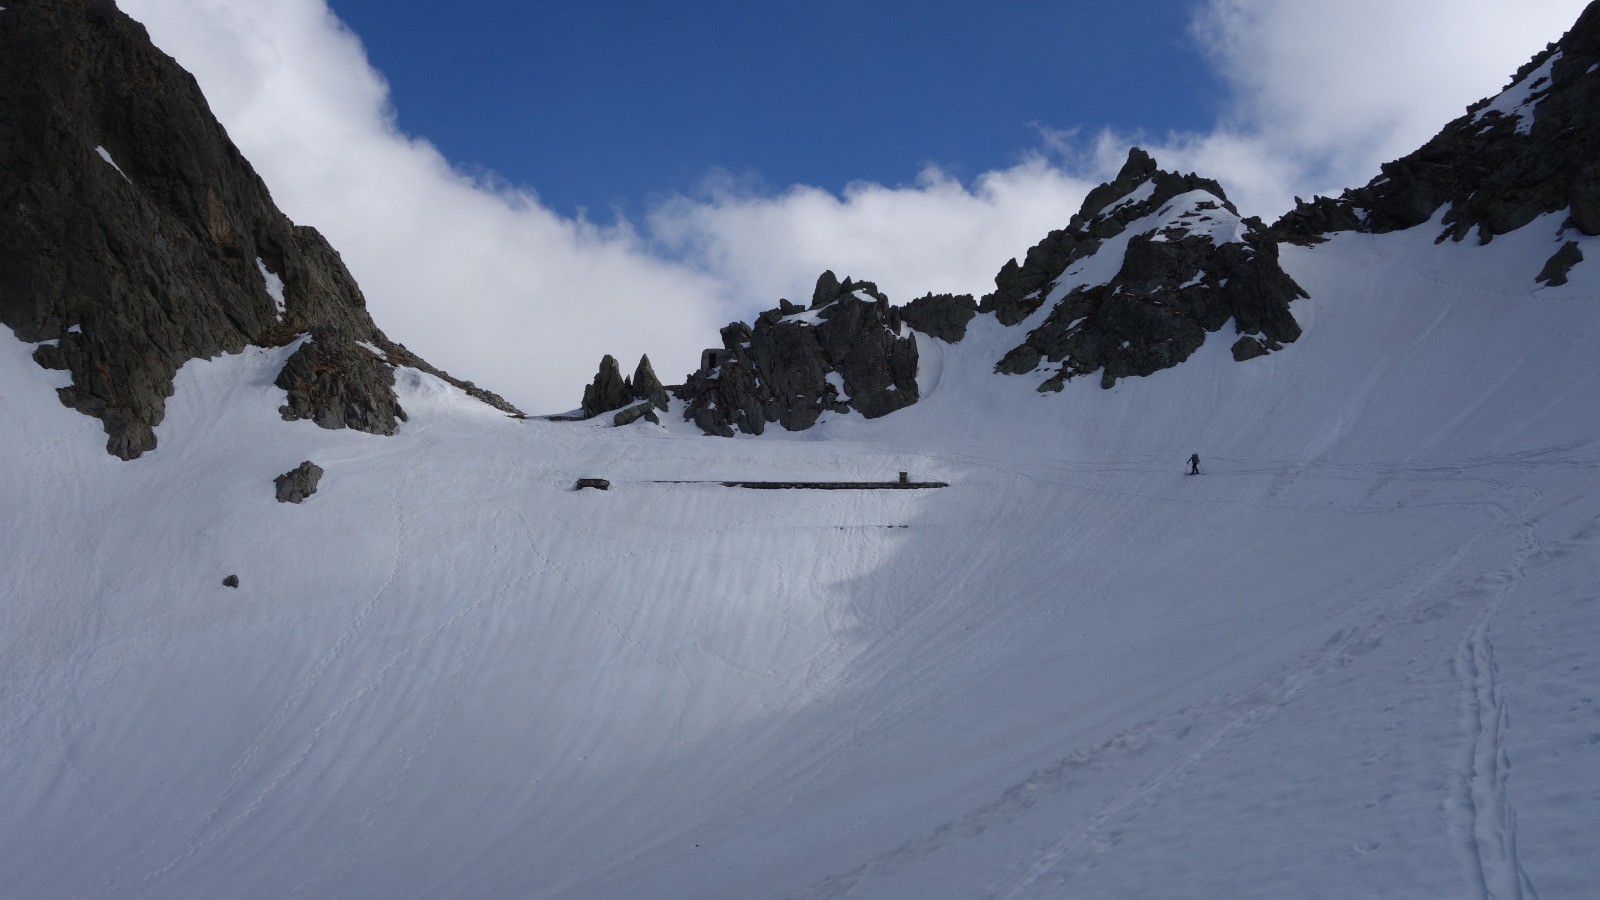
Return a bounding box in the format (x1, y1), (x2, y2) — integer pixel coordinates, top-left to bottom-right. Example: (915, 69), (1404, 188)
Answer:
(2, 209), (1598, 898)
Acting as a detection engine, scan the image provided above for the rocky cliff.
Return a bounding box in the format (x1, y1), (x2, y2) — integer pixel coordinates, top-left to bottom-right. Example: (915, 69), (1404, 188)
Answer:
(673, 273), (925, 436)
(989, 149), (1306, 391)
(0, 0), (519, 459)
(1275, 1), (1600, 283)
(605, 148), (1306, 436)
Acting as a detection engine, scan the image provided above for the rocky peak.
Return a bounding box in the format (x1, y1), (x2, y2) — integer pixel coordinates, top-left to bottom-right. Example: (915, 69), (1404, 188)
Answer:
(0, 0), (518, 458)
(578, 353), (668, 420)
(979, 147), (1236, 326)
(988, 150), (1306, 390)
(631, 354), (669, 411)
(580, 354), (629, 418)
(1275, 1), (1600, 261)
(677, 271), (918, 436)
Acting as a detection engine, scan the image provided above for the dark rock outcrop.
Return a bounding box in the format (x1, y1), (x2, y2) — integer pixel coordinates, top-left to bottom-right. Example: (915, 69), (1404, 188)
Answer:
(612, 402), (661, 427)
(678, 271), (918, 436)
(631, 354), (669, 410)
(899, 292), (978, 343)
(578, 353), (669, 420)
(581, 354), (630, 418)
(275, 329), (406, 434)
(991, 149), (1307, 391)
(978, 149), (1235, 327)
(222, 574), (240, 589)
(1275, 4), (1600, 246)
(1537, 240), (1585, 286)
(274, 460), (324, 504)
(0, 0), (519, 458)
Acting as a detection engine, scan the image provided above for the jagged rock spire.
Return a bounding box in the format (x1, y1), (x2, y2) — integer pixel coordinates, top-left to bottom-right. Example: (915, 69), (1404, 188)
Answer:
(678, 271), (917, 436)
(632, 354), (668, 411)
(581, 354), (629, 418)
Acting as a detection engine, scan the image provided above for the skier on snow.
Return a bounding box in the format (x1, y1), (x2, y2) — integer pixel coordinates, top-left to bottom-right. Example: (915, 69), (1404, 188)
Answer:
(1188, 453), (1201, 475)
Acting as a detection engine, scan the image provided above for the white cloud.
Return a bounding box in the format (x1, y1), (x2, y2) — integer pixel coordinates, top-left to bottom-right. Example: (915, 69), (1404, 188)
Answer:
(117, 0), (1590, 412)
(646, 159), (1098, 310)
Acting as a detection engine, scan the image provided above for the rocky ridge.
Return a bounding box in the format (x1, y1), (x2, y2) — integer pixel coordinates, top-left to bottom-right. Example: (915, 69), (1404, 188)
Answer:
(1275, 1), (1600, 282)
(0, 0), (519, 459)
(639, 149), (1306, 436)
(610, 6), (1600, 435)
(990, 149), (1306, 391)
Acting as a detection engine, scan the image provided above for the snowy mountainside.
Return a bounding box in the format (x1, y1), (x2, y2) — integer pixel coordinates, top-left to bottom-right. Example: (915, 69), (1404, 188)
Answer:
(4, 212), (1599, 897)
(4, 1), (1600, 898)
(987, 151), (1304, 391)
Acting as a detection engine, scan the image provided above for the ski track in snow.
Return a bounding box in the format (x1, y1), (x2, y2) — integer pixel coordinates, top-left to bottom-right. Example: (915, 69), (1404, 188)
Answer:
(790, 447), (1554, 900)
(1446, 498), (1543, 900)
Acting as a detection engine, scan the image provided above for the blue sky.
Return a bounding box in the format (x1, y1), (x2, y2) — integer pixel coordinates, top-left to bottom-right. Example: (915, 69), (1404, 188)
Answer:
(324, 0), (1222, 219)
(123, 0), (1590, 412)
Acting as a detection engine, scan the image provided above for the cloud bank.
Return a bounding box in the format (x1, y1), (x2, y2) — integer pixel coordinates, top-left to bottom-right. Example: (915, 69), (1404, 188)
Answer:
(119, 0), (1587, 412)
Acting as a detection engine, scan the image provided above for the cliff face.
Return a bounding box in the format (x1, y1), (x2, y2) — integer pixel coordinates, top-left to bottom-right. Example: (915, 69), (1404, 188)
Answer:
(675, 273), (924, 437)
(0, 0), (517, 459)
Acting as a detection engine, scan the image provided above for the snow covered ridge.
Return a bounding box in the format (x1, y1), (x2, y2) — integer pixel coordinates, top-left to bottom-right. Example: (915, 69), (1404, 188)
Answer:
(614, 0), (1600, 433)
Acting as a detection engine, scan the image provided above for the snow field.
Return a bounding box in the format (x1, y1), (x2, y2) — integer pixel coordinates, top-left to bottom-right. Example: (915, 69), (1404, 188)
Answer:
(0, 210), (1597, 897)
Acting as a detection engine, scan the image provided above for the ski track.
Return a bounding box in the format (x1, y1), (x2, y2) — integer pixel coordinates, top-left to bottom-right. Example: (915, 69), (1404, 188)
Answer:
(792, 454), (1557, 900)
(1446, 497), (1544, 900)
(791, 621), (1386, 900)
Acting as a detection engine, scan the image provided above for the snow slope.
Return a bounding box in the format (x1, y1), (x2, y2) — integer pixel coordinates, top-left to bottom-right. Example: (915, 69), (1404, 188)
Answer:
(2, 212), (1598, 898)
